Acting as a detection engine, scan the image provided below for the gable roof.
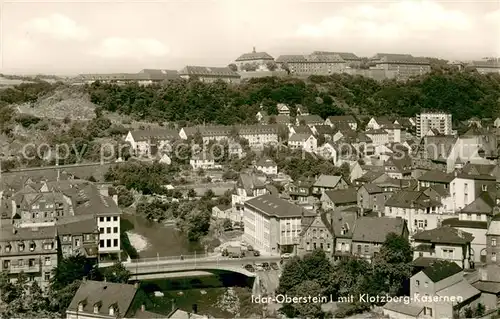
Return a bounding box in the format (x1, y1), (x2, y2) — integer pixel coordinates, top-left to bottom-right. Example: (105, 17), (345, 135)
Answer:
(313, 174), (343, 188)
(385, 190), (440, 209)
(235, 50), (274, 62)
(329, 209), (357, 238)
(129, 129), (179, 142)
(418, 170), (454, 183)
(421, 260), (462, 283)
(460, 192), (495, 215)
(413, 226), (474, 245)
(362, 183), (383, 194)
(326, 115), (357, 123)
(352, 217), (406, 243)
(67, 281), (137, 317)
(238, 173), (266, 196)
(312, 51), (360, 61)
(424, 136), (458, 161)
(324, 188), (357, 204)
(289, 133), (314, 142)
(297, 115), (324, 124)
(180, 66), (240, 78)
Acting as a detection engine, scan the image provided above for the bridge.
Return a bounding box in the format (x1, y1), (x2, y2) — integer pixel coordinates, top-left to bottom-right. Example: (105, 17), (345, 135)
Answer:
(119, 253), (282, 278)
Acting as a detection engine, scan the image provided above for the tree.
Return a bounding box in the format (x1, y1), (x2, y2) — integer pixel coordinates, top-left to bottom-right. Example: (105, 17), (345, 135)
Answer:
(100, 262), (131, 283)
(475, 303), (485, 317)
(187, 188), (197, 199)
(228, 63), (238, 72)
(222, 218), (233, 231)
(50, 255), (99, 292)
(266, 61), (277, 71)
(281, 62), (291, 75)
(241, 63), (258, 72)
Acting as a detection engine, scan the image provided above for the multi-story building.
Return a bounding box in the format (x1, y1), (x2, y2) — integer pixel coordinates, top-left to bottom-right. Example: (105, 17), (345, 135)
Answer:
(57, 215), (100, 260)
(357, 183), (393, 215)
(255, 158), (278, 176)
(189, 152), (217, 170)
(450, 173), (497, 212)
(312, 51), (361, 67)
(288, 133), (317, 153)
(242, 194), (315, 254)
(384, 190), (449, 235)
(234, 47), (275, 71)
(295, 115), (324, 127)
(231, 173), (268, 211)
(351, 216), (408, 260)
(442, 192), (497, 263)
(179, 66), (241, 83)
(416, 111), (452, 138)
(297, 212), (333, 255)
(275, 53), (347, 75)
(320, 188), (357, 211)
(0, 223), (58, 291)
(237, 125), (278, 149)
(312, 174), (348, 196)
(73, 70), (180, 86)
(384, 260), (480, 319)
(467, 60), (500, 75)
(325, 115), (358, 130)
(412, 226), (474, 269)
(486, 215), (500, 267)
(370, 53), (431, 81)
(125, 129), (179, 156)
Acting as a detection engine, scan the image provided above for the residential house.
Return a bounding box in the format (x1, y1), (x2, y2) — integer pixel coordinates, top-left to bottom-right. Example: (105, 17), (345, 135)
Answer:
(366, 117), (393, 130)
(357, 183), (393, 215)
(325, 115), (358, 130)
(486, 215), (500, 267)
(417, 170), (454, 190)
(287, 179), (313, 204)
(263, 114), (291, 126)
(351, 216), (408, 260)
(57, 215), (99, 260)
(365, 129), (389, 146)
(311, 125), (335, 141)
(288, 133), (317, 153)
(0, 224), (58, 291)
(179, 125), (231, 143)
(330, 208), (357, 261)
(296, 105), (309, 116)
(320, 188), (357, 211)
(238, 125), (279, 149)
(384, 123), (402, 143)
(383, 153), (412, 179)
(288, 125), (313, 138)
(277, 103), (290, 115)
(384, 190), (448, 235)
(461, 163), (500, 184)
(242, 194), (315, 254)
(384, 260), (480, 319)
(468, 60), (500, 75)
(231, 173), (268, 210)
(353, 171), (389, 187)
(297, 211), (333, 255)
(443, 192), (498, 263)
(125, 129), (179, 156)
(256, 111), (268, 122)
(255, 158), (278, 176)
(412, 226), (474, 269)
(189, 152), (217, 170)
(296, 115), (324, 127)
(212, 204), (241, 225)
(234, 47), (274, 71)
(312, 174), (348, 196)
(66, 280), (138, 319)
(450, 173), (497, 212)
(179, 66), (241, 83)
(316, 142), (338, 163)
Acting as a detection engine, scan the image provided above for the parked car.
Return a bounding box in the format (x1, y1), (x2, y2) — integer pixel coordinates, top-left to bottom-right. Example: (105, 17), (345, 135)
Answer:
(281, 253), (291, 259)
(262, 262), (270, 270)
(244, 264), (255, 272)
(254, 263), (264, 271)
(253, 250), (260, 257)
(270, 262), (279, 270)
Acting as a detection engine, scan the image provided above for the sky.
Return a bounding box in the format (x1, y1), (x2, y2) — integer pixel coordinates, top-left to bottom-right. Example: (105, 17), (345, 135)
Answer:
(0, 0), (499, 75)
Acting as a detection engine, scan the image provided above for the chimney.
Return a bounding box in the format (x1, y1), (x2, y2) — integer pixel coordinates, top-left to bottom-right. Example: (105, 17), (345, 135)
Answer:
(140, 305), (145, 312)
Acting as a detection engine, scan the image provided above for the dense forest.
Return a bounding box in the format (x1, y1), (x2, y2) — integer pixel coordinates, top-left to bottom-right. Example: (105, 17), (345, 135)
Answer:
(84, 69), (500, 124)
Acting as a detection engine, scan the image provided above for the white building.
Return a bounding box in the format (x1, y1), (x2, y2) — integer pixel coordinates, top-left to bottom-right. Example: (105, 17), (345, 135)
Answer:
(288, 133), (317, 153)
(365, 129), (390, 146)
(242, 194), (314, 254)
(125, 129), (179, 156)
(96, 199), (122, 261)
(416, 111), (452, 138)
(189, 152), (217, 170)
(255, 158), (278, 175)
(450, 173), (497, 212)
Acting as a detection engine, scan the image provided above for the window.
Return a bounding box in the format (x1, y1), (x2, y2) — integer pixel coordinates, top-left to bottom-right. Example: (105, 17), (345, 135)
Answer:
(18, 259), (23, 267)
(493, 238), (497, 247)
(482, 185), (488, 192)
(424, 281), (429, 287)
(113, 239), (118, 247)
(113, 216), (118, 222)
(424, 307), (433, 316)
(364, 245), (369, 253)
(467, 214), (472, 220)
(44, 272), (50, 281)
(492, 252), (497, 262)
(113, 227), (118, 233)
(94, 306), (99, 314)
(44, 257), (51, 266)
(357, 245), (361, 254)
(100, 240), (104, 248)
(100, 228), (104, 234)
(75, 239), (80, 247)
(18, 243), (24, 252)
(106, 217), (111, 222)
(313, 243), (317, 249)
(107, 239), (111, 247)
(416, 280), (420, 286)
(99, 217), (104, 222)
(107, 227), (111, 233)
(78, 303), (84, 312)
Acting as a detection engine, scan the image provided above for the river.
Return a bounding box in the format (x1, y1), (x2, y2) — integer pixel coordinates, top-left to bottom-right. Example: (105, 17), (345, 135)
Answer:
(122, 212), (204, 258)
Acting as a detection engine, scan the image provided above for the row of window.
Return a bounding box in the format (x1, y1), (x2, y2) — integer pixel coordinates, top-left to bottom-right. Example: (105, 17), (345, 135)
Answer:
(99, 239), (119, 248)
(3, 256), (51, 269)
(100, 227), (119, 234)
(99, 216), (118, 222)
(0, 242), (54, 253)
(29, 210), (65, 219)
(306, 242), (331, 251)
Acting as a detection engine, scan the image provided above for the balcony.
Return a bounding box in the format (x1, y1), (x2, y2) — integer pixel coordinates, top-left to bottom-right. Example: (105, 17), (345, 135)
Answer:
(9, 263), (41, 274)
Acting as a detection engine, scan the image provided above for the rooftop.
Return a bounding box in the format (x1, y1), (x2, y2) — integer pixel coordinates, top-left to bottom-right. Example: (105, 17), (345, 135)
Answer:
(245, 194), (313, 219)
(421, 260), (462, 283)
(352, 216), (406, 243)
